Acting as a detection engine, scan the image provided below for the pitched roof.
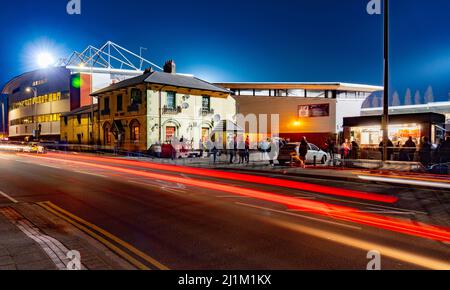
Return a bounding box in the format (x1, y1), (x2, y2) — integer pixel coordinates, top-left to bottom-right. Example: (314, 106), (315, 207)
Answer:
(92, 71), (230, 95)
(61, 104), (98, 117)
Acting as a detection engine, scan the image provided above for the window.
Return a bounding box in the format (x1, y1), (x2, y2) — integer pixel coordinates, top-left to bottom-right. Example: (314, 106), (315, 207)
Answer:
(166, 126), (176, 141)
(117, 95), (123, 112)
(202, 96), (211, 111)
(77, 115), (82, 125)
(130, 120), (140, 143)
(104, 97), (110, 110)
(103, 124), (112, 145)
(166, 92), (176, 109)
(131, 89), (142, 105)
(132, 126), (140, 142)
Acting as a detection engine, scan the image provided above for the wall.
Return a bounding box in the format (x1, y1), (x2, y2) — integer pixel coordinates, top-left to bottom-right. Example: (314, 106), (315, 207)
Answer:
(146, 89), (236, 149)
(234, 96), (337, 143)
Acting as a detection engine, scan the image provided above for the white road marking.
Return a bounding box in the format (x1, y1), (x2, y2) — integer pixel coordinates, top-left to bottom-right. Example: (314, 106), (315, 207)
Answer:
(0, 190), (19, 203)
(358, 175), (450, 190)
(0, 207), (86, 270)
(235, 202), (362, 231)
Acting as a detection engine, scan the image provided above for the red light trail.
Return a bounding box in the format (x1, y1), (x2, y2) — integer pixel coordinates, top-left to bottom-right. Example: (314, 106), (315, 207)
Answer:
(21, 154), (450, 243)
(43, 153), (398, 204)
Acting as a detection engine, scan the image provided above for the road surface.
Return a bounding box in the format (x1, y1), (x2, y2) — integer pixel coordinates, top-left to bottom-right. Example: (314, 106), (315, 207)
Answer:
(0, 151), (449, 270)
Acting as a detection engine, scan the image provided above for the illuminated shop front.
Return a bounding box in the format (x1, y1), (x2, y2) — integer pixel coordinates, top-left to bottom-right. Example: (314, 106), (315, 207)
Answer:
(344, 113), (445, 147)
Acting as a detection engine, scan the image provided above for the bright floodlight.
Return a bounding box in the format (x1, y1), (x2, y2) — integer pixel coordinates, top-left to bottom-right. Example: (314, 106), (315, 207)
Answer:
(37, 52), (54, 68)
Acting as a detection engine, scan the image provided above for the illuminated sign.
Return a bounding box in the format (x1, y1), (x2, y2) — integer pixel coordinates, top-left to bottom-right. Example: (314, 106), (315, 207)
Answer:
(298, 104), (330, 118)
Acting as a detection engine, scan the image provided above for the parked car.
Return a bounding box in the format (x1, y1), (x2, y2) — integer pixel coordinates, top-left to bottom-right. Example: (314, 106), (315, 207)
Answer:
(277, 143), (329, 165)
(23, 143), (45, 154)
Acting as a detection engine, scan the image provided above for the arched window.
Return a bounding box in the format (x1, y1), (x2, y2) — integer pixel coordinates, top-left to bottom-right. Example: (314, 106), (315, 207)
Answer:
(129, 119), (141, 143)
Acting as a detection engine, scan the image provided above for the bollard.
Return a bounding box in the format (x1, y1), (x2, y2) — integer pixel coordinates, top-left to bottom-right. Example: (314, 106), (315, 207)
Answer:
(313, 156), (317, 167)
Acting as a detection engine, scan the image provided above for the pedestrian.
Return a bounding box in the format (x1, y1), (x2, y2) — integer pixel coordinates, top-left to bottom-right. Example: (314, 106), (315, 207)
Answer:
(325, 138), (336, 164)
(299, 137), (308, 168)
(437, 135), (450, 163)
(379, 139), (394, 161)
(245, 136), (251, 164)
(419, 136), (432, 167)
(350, 141), (359, 159)
(341, 139), (351, 159)
(404, 137), (417, 162)
(238, 137), (245, 164)
(212, 144), (218, 164)
(198, 139), (204, 158)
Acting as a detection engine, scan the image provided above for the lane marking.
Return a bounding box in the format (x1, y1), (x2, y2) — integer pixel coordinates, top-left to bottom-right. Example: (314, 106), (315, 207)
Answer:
(358, 175), (450, 189)
(356, 172), (450, 184)
(0, 207), (86, 270)
(235, 202), (362, 231)
(0, 190), (19, 204)
(38, 201), (169, 270)
(269, 218), (450, 270)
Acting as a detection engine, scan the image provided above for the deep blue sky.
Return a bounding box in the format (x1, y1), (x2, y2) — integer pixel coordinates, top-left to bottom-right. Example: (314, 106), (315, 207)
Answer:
(1, 0), (450, 102)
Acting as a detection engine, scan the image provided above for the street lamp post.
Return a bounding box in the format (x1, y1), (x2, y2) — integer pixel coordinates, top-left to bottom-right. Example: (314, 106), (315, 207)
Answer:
(382, 0), (390, 162)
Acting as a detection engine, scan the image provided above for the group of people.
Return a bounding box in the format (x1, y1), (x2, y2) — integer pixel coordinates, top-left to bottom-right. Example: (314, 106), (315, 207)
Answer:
(198, 136), (252, 164)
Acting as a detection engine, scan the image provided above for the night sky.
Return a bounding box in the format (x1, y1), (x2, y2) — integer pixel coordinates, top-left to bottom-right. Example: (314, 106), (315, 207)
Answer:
(1, 0), (450, 102)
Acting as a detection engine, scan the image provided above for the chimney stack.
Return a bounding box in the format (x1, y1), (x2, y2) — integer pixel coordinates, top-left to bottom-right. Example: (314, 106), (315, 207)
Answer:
(163, 60), (176, 74)
(143, 67), (153, 74)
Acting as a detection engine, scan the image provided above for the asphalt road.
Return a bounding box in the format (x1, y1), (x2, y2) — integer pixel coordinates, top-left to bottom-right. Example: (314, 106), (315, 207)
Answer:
(0, 151), (449, 270)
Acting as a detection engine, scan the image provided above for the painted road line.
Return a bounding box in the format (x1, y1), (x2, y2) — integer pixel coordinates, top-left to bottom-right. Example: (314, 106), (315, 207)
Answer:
(269, 218), (450, 270)
(235, 202), (362, 231)
(358, 175), (450, 189)
(38, 201), (169, 270)
(0, 207), (87, 270)
(355, 171), (450, 184)
(0, 190), (19, 204)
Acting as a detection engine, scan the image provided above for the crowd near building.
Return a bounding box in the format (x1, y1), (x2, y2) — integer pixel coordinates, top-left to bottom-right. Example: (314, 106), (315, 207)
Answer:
(1, 41), (450, 162)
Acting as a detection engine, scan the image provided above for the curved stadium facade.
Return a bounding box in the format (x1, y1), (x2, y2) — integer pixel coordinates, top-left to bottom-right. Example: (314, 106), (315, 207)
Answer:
(1, 42), (154, 141)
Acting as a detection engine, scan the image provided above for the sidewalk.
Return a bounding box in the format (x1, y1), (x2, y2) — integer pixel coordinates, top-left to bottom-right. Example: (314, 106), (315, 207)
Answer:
(0, 203), (134, 270)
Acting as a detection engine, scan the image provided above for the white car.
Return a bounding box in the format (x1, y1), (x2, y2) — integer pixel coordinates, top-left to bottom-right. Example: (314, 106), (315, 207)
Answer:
(278, 143), (330, 165)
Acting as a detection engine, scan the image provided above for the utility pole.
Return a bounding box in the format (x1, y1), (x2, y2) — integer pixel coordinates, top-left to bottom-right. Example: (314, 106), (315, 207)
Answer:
(382, 0), (390, 162)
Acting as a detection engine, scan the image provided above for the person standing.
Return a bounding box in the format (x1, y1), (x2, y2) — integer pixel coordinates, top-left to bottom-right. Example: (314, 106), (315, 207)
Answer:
(404, 137), (417, 162)
(350, 141), (359, 160)
(299, 137), (309, 169)
(437, 135), (450, 163)
(379, 139), (394, 161)
(198, 139), (204, 158)
(341, 139), (351, 159)
(245, 136), (251, 164)
(419, 137), (432, 167)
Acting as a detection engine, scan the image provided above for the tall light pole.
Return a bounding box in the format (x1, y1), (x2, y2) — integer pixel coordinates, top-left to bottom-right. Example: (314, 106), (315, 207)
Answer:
(382, 0), (389, 162)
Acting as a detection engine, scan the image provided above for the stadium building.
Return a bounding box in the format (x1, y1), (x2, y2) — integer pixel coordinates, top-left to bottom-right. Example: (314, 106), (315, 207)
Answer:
(1, 41), (161, 142)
